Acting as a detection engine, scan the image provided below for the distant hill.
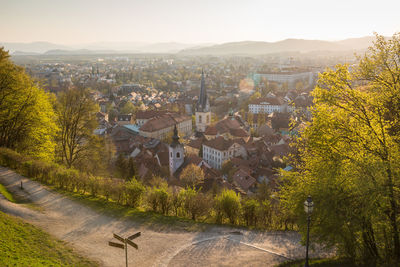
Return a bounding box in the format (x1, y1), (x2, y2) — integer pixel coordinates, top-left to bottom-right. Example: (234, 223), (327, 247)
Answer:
(179, 37), (378, 55)
(43, 49), (120, 55)
(11, 51), (41, 56)
(0, 42), (69, 54)
(1, 37), (379, 56)
(1, 41), (212, 55)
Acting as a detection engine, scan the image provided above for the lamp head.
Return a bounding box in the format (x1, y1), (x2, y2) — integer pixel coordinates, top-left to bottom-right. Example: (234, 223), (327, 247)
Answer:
(304, 195), (314, 214)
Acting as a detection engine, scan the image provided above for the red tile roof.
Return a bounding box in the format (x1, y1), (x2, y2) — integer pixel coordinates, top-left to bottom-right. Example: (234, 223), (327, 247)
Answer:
(140, 113), (191, 132)
(232, 169), (257, 192)
(136, 110), (167, 120)
(203, 136), (233, 151)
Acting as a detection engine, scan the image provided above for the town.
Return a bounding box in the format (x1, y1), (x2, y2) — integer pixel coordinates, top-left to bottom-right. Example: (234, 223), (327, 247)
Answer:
(1, 0), (399, 266)
(17, 53), (322, 195)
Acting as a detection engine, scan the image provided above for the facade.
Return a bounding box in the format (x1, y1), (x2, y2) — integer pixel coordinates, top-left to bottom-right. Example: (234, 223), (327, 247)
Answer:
(169, 125), (185, 175)
(195, 70), (211, 132)
(139, 113), (192, 140)
(202, 136), (246, 169)
(252, 71), (314, 89)
(248, 97), (290, 114)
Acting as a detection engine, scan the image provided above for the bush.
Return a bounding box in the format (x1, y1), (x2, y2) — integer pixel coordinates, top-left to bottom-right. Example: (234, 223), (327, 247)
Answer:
(124, 179), (145, 207)
(180, 187), (211, 220)
(147, 186), (171, 215)
(242, 198), (259, 227)
(0, 148), (26, 169)
(215, 189), (241, 224)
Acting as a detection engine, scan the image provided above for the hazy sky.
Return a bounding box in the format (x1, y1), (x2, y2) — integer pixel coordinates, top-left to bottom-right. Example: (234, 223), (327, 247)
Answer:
(1, 0), (399, 44)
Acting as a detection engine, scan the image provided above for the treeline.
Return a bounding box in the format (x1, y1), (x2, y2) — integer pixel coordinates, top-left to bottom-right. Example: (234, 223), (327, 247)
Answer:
(0, 148), (296, 229)
(0, 47), (114, 177)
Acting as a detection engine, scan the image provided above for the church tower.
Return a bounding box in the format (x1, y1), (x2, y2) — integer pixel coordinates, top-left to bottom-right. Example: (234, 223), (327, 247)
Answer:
(195, 70), (211, 132)
(169, 125), (185, 175)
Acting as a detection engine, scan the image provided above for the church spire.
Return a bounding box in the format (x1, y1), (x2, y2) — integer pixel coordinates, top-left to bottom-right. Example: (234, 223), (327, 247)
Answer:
(171, 124), (180, 147)
(197, 69), (209, 112)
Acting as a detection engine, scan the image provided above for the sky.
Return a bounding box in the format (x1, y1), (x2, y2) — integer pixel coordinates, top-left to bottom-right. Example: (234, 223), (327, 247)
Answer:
(0, 0), (399, 44)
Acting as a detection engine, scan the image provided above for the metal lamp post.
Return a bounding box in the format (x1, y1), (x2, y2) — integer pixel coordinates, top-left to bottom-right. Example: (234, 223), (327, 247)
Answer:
(304, 195), (314, 267)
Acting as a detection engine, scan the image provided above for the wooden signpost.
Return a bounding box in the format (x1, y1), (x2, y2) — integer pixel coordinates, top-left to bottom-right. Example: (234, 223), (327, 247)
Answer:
(108, 232), (141, 267)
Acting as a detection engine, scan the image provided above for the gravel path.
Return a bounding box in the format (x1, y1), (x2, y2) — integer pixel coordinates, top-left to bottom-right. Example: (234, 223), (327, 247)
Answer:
(0, 167), (326, 267)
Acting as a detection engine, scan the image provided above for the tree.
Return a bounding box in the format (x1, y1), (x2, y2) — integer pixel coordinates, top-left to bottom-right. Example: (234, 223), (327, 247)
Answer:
(124, 178), (146, 207)
(247, 112), (254, 128)
(55, 88), (98, 168)
(115, 154), (127, 179)
(0, 47), (57, 160)
(242, 198), (259, 227)
(180, 164), (204, 188)
(257, 113), (266, 127)
(73, 135), (115, 176)
(120, 101), (136, 114)
(214, 189), (241, 224)
(280, 33), (400, 265)
(180, 187), (211, 220)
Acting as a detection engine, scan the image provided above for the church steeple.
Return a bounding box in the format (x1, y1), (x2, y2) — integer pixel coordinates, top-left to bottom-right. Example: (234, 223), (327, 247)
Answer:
(169, 124), (184, 175)
(171, 124), (180, 147)
(197, 69), (209, 112)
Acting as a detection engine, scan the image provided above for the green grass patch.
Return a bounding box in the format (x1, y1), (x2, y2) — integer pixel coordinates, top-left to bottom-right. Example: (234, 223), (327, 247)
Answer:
(277, 257), (356, 267)
(0, 183), (16, 203)
(0, 210), (98, 266)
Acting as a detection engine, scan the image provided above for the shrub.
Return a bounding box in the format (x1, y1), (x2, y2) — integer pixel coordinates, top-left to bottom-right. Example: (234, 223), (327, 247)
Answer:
(147, 186), (171, 215)
(180, 187), (211, 221)
(124, 179), (145, 207)
(242, 198), (259, 227)
(0, 148), (26, 169)
(88, 175), (100, 196)
(215, 189), (241, 224)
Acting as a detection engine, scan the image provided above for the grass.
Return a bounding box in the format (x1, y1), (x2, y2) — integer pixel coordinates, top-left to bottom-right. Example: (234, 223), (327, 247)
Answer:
(276, 257), (356, 267)
(0, 183), (16, 203)
(0, 210), (98, 267)
(0, 181), (44, 212)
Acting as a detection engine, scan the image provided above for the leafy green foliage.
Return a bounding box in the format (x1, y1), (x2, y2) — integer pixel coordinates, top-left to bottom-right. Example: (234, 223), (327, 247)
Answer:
(280, 33), (400, 265)
(55, 88), (98, 168)
(124, 178), (146, 207)
(215, 189), (241, 224)
(180, 164), (205, 188)
(0, 47), (57, 161)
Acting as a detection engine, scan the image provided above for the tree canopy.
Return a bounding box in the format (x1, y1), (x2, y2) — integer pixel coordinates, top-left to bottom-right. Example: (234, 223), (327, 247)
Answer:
(0, 47), (57, 160)
(55, 88), (98, 168)
(280, 33), (400, 265)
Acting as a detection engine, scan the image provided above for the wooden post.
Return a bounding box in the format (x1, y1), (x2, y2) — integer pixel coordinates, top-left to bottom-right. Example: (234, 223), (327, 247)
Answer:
(109, 232), (139, 267)
(20, 181), (23, 190)
(125, 238), (128, 267)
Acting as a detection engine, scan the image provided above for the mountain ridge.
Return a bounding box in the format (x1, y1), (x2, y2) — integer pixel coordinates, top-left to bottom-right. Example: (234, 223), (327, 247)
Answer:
(0, 36), (380, 55)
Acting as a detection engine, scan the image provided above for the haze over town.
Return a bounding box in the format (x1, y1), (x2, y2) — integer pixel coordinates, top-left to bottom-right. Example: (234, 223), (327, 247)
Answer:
(1, 1), (400, 267)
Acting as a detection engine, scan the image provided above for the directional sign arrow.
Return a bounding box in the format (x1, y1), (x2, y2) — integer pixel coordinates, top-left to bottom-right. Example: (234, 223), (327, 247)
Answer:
(126, 238), (138, 250)
(128, 232), (141, 240)
(109, 241), (125, 249)
(113, 233), (125, 243)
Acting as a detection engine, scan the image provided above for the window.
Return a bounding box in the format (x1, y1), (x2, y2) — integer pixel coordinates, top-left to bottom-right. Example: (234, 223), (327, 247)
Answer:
(170, 152), (172, 157)
(176, 152), (180, 158)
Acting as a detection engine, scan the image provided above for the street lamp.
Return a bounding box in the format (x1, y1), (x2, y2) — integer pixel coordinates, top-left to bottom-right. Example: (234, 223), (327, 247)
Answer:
(304, 195), (313, 267)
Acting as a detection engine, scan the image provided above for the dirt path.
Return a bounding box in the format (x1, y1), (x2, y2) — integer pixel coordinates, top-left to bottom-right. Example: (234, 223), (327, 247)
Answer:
(0, 167), (325, 267)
